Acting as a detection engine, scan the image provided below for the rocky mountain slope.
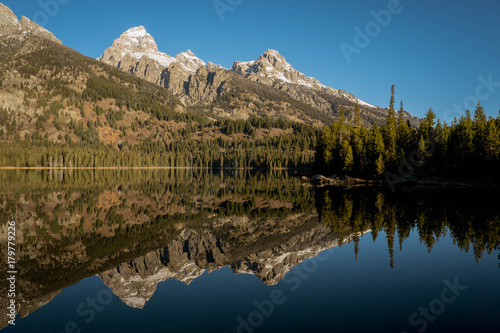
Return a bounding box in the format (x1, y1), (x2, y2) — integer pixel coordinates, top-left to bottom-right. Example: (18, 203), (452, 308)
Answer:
(231, 48), (373, 107)
(0, 3), (320, 167)
(0, 3), (317, 170)
(99, 26), (419, 126)
(0, 3), (60, 43)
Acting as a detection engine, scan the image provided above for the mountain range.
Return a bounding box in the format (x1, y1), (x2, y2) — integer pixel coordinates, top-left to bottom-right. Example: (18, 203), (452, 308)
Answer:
(0, 2), (418, 165)
(0, 0), (419, 127)
(98, 25), (418, 126)
(98, 25), (372, 109)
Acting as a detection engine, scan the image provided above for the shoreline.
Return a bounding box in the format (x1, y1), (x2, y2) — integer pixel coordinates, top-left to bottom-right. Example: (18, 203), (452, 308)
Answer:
(301, 174), (496, 190)
(0, 167), (305, 170)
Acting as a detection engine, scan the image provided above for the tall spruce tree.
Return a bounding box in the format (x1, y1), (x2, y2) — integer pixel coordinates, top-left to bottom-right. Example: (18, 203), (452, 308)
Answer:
(419, 108), (437, 142)
(396, 101), (414, 155)
(342, 140), (354, 174)
(384, 85), (397, 164)
(369, 123), (385, 177)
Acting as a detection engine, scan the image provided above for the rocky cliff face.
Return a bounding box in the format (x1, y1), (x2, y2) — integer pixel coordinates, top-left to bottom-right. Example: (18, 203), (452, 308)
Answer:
(0, 4), (61, 44)
(0, 288), (61, 331)
(98, 26), (239, 108)
(160, 62), (231, 106)
(98, 26), (209, 101)
(0, 3), (20, 35)
(19, 16), (61, 44)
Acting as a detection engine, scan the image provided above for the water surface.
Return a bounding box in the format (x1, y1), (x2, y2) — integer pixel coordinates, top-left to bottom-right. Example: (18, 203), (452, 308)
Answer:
(0, 170), (498, 332)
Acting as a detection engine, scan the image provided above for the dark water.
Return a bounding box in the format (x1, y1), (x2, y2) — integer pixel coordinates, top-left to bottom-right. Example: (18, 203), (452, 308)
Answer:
(0, 170), (498, 333)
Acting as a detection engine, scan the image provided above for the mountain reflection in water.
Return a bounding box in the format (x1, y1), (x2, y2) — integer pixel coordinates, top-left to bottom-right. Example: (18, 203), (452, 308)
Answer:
(0, 169), (498, 332)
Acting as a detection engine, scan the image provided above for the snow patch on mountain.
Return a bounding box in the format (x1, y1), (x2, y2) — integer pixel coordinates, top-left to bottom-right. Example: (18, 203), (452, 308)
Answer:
(231, 49), (327, 89)
(175, 49), (207, 73)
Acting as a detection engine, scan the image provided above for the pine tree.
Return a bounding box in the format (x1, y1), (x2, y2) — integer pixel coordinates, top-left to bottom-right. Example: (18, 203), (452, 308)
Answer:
(369, 123), (385, 177)
(417, 135), (428, 166)
(352, 102), (364, 173)
(419, 108), (437, 141)
(384, 85), (397, 164)
(396, 101), (413, 155)
(397, 101), (405, 127)
(317, 125), (334, 170)
(342, 140), (354, 174)
(449, 109), (474, 160)
(338, 106), (346, 144)
(375, 154), (385, 177)
(473, 102), (488, 157)
(482, 116), (500, 159)
(389, 85), (395, 111)
(370, 123), (385, 156)
(354, 102), (361, 129)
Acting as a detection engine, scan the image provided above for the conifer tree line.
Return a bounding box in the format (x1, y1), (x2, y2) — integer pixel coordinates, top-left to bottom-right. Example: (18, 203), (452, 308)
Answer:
(0, 117), (317, 169)
(314, 85), (500, 183)
(316, 187), (500, 268)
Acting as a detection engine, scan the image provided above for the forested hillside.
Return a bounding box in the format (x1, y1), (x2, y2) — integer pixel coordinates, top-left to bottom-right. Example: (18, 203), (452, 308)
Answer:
(0, 35), (318, 168)
(314, 86), (500, 183)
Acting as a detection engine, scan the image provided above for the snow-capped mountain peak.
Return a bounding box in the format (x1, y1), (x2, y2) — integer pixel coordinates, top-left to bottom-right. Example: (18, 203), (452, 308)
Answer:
(99, 25), (177, 68)
(231, 49), (326, 89)
(231, 49), (377, 108)
(99, 26), (206, 75)
(175, 49), (206, 73)
(114, 26), (157, 52)
(122, 25), (148, 38)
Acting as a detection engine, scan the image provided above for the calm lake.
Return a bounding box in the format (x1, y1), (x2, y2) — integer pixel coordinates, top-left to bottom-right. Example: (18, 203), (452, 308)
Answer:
(0, 169), (498, 333)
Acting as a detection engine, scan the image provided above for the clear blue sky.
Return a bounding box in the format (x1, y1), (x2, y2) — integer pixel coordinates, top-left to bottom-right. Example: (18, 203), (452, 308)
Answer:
(4, 0), (500, 121)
